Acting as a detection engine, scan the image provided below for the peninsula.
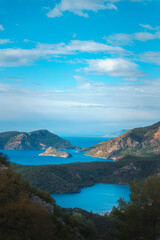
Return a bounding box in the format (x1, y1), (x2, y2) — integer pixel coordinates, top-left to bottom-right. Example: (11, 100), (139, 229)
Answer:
(81, 121), (160, 160)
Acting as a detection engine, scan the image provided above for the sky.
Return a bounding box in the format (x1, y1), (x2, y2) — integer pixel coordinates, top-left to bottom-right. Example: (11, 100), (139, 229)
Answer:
(0, 0), (160, 136)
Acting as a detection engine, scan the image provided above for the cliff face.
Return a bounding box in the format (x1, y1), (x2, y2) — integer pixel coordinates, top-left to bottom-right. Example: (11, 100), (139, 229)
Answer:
(85, 121), (160, 160)
(0, 130), (77, 150)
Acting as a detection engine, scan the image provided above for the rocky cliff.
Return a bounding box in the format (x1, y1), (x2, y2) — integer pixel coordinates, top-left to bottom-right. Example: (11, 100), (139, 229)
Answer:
(0, 130), (77, 150)
(83, 121), (160, 160)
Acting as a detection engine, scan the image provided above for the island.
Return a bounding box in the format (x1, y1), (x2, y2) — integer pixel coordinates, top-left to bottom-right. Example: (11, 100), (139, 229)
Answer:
(0, 129), (78, 150)
(39, 147), (72, 158)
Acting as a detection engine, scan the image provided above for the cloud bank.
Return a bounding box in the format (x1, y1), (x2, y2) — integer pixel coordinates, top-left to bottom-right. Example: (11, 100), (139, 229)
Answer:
(46, 0), (149, 18)
(47, 0), (117, 18)
(0, 40), (124, 67)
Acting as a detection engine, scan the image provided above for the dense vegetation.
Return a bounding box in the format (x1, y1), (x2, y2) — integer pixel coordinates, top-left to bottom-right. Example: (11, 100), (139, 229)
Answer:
(0, 153), (112, 240)
(111, 175), (160, 240)
(12, 154), (160, 193)
(2, 152), (160, 240)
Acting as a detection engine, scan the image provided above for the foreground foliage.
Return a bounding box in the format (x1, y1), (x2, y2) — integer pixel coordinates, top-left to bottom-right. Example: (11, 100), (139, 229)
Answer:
(111, 174), (160, 240)
(0, 153), (107, 240)
(2, 151), (160, 239)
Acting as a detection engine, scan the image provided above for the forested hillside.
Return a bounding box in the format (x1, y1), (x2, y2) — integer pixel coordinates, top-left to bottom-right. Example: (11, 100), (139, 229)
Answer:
(12, 154), (160, 193)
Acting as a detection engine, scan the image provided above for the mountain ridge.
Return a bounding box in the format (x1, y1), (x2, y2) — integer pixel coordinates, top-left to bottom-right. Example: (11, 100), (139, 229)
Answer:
(83, 121), (160, 160)
(0, 129), (78, 150)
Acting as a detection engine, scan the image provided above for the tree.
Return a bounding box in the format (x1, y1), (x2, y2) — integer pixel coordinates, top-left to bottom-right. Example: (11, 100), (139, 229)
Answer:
(0, 152), (10, 167)
(111, 174), (160, 240)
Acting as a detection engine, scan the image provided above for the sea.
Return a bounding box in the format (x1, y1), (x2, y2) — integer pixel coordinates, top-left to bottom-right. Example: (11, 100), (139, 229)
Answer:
(0, 136), (130, 213)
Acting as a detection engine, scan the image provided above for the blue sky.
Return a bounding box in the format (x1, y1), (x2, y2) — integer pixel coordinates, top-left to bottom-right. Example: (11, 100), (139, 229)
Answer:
(0, 0), (160, 136)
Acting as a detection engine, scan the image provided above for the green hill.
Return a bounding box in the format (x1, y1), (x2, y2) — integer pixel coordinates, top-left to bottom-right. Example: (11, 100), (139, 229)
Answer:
(12, 154), (160, 193)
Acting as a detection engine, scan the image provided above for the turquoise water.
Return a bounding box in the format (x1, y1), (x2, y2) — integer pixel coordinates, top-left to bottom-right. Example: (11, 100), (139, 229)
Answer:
(0, 137), (112, 165)
(0, 149), (113, 165)
(52, 184), (130, 214)
(64, 136), (108, 148)
(0, 137), (130, 213)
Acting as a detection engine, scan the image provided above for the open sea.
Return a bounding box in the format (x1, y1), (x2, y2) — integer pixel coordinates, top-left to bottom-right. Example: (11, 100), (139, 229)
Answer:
(0, 136), (130, 213)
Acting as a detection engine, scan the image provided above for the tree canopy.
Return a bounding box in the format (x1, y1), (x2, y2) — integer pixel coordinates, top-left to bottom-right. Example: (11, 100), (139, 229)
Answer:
(111, 174), (160, 240)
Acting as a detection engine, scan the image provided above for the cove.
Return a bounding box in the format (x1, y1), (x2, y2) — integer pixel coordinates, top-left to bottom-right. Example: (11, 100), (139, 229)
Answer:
(0, 149), (113, 165)
(52, 183), (130, 214)
(0, 137), (112, 165)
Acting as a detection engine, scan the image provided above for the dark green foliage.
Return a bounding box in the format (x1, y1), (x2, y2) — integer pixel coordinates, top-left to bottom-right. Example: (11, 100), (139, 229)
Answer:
(111, 174), (160, 240)
(12, 154), (160, 193)
(0, 152), (10, 167)
(0, 169), (57, 239)
(63, 208), (113, 240)
(0, 199), (57, 240)
(0, 153), (109, 240)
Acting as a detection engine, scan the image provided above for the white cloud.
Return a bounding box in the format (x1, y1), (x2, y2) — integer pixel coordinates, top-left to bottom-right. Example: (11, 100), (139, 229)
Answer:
(37, 40), (124, 54)
(0, 48), (44, 67)
(140, 24), (160, 31)
(0, 40), (124, 67)
(84, 58), (147, 77)
(0, 24), (4, 31)
(140, 51), (160, 65)
(46, 0), (117, 18)
(105, 3), (118, 10)
(106, 31), (160, 45)
(46, 0), (150, 18)
(0, 39), (12, 44)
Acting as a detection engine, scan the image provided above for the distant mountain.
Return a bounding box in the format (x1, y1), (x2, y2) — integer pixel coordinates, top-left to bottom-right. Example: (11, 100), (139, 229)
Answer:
(83, 121), (160, 160)
(103, 129), (127, 138)
(0, 130), (78, 150)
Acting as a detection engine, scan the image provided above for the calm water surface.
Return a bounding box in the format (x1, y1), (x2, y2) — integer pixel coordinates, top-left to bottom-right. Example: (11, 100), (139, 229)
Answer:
(52, 184), (130, 214)
(0, 137), (130, 213)
(0, 137), (112, 165)
(0, 149), (113, 165)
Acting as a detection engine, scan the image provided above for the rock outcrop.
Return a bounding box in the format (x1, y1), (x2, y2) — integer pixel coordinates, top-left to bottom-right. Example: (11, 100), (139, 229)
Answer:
(83, 121), (160, 160)
(39, 147), (72, 158)
(31, 195), (54, 215)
